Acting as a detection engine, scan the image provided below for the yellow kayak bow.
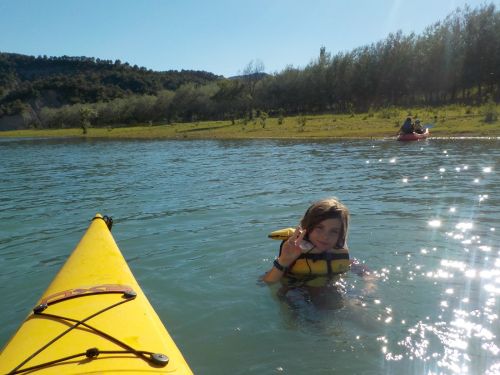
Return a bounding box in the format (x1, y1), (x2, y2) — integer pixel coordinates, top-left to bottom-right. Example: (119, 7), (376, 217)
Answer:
(0, 214), (193, 374)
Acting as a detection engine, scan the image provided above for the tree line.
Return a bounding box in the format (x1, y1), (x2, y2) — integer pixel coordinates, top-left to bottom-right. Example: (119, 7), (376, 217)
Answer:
(1, 3), (499, 130)
(0, 53), (220, 123)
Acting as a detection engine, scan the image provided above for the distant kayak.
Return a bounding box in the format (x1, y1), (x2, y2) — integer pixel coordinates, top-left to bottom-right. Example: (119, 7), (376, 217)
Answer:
(0, 214), (193, 374)
(397, 128), (430, 141)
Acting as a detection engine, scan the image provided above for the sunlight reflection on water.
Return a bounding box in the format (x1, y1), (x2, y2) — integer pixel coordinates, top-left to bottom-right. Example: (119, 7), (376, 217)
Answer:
(378, 177), (499, 375)
(348, 140), (499, 375)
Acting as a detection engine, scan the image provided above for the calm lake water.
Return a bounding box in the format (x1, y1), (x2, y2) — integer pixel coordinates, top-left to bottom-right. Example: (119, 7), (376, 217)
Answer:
(0, 137), (499, 375)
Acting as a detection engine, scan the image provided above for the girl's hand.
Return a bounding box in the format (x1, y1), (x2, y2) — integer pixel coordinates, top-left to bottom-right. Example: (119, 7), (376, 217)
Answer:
(278, 226), (306, 267)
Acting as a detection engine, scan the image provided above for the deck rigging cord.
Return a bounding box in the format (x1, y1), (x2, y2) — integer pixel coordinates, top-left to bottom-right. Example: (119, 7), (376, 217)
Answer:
(8, 288), (169, 374)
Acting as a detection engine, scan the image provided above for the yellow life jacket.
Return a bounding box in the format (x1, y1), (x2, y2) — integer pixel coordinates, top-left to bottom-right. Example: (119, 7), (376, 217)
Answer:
(268, 228), (351, 276)
(289, 251), (350, 275)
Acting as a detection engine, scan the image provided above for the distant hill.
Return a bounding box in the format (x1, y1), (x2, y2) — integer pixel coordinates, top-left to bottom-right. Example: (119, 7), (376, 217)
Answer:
(0, 52), (221, 127)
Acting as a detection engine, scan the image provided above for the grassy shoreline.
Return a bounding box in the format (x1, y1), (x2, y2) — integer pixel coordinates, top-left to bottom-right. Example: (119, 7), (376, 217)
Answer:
(1, 105), (499, 140)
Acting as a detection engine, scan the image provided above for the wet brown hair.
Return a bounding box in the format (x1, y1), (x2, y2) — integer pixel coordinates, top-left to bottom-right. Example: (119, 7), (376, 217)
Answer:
(300, 198), (349, 249)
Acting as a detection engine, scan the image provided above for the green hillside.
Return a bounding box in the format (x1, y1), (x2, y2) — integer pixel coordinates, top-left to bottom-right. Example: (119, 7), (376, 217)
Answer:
(0, 53), (220, 129)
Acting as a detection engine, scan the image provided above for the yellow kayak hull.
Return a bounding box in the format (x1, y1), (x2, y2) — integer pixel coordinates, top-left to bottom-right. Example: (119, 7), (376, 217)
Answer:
(0, 214), (193, 374)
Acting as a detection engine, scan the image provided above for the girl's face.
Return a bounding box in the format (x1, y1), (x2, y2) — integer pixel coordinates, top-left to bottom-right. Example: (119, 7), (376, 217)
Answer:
(307, 218), (342, 251)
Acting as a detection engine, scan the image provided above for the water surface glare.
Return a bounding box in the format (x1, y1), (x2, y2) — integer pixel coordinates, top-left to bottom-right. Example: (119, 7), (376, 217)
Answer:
(0, 138), (498, 374)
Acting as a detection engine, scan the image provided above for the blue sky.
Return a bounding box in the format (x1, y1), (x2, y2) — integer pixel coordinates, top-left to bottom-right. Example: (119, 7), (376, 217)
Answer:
(0, 0), (497, 77)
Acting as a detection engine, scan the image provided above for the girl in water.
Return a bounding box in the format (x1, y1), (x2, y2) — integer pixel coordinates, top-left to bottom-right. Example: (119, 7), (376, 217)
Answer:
(263, 197), (374, 317)
(263, 197), (351, 284)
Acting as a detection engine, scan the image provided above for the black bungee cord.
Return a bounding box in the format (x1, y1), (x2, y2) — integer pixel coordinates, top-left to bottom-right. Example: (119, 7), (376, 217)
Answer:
(8, 290), (169, 374)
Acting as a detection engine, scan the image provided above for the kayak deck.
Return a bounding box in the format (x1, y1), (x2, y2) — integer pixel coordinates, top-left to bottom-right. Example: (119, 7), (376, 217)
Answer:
(0, 214), (192, 374)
